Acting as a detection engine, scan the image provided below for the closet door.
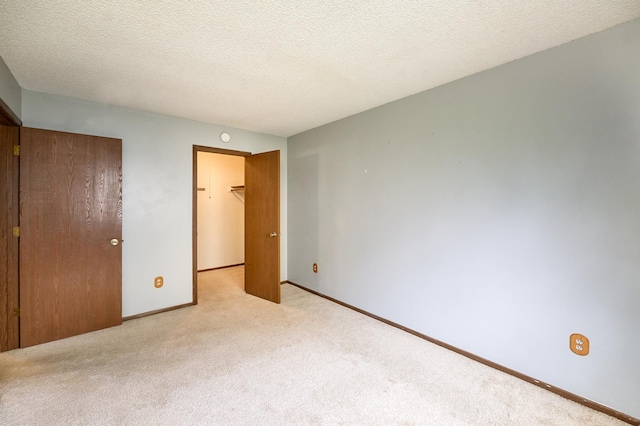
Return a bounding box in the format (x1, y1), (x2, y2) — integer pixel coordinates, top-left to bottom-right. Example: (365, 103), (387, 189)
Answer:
(245, 150), (280, 303)
(20, 127), (122, 347)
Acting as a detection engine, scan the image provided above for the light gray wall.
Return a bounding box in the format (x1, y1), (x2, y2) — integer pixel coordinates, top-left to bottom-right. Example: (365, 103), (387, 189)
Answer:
(21, 90), (287, 317)
(288, 19), (640, 417)
(0, 56), (21, 120)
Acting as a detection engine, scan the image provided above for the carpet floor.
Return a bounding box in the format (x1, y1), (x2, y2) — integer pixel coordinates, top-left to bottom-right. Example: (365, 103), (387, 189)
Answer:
(0, 266), (623, 425)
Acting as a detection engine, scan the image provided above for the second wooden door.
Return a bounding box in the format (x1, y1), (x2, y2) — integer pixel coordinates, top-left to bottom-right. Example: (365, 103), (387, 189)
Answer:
(245, 150), (280, 303)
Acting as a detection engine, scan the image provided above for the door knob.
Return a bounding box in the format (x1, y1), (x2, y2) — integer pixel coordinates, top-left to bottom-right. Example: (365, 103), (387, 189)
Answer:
(110, 238), (119, 246)
(269, 232), (279, 238)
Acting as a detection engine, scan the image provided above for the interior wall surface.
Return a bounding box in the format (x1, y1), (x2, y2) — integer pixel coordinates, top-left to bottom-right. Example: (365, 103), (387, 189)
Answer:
(21, 90), (287, 316)
(197, 152), (245, 270)
(287, 18), (640, 417)
(0, 57), (21, 121)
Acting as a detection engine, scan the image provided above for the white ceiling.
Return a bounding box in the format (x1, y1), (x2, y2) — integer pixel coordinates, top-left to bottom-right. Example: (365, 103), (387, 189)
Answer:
(1, 1), (639, 137)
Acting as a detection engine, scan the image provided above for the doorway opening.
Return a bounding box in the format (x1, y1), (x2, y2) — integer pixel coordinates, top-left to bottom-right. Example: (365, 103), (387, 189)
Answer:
(192, 146), (251, 304)
(197, 151), (245, 273)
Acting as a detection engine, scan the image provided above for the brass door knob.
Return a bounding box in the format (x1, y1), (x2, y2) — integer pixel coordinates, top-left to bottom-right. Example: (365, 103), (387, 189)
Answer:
(110, 238), (119, 246)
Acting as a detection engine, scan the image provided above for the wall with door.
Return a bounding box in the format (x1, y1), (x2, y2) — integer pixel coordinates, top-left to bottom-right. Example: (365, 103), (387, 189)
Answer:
(21, 90), (287, 317)
(197, 152), (245, 270)
(288, 18), (640, 418)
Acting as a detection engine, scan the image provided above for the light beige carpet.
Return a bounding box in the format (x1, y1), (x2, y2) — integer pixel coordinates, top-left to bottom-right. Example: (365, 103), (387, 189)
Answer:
(0, 266), (624, 425)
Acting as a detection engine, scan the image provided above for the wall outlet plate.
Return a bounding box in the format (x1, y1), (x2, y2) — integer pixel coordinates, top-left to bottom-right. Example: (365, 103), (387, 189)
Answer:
(570, 333), (589, 356)
(154, 276), (164, 288)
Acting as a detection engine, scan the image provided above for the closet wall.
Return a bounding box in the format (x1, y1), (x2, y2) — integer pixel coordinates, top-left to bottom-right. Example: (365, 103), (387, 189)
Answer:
(197, 152), (245, 270)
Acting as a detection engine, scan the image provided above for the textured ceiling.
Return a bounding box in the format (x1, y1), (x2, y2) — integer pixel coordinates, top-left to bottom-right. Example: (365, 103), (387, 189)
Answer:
(1, 1), (639, 137)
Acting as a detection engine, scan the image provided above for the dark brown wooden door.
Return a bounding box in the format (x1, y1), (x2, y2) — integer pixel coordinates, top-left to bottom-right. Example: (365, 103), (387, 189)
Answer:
(20, 128), (122, 347)
(245, 150), (280, 303)
(0, 124), (20, 351)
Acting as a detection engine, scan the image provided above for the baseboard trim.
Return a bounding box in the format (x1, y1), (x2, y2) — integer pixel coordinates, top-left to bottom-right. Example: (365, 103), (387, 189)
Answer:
(284, 280), (639, 426)
(197, 263), (244, 273)
(122, 302), (195, 321)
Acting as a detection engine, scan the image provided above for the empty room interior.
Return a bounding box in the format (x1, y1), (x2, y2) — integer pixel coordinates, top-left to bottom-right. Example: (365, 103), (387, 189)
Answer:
(1, 2), (640, 425)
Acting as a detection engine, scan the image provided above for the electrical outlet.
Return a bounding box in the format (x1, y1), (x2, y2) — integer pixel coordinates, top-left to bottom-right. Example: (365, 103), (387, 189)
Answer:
(570, 333), (589, 356)
(154, 276), (164, 288)
(313, 263), (318, 273)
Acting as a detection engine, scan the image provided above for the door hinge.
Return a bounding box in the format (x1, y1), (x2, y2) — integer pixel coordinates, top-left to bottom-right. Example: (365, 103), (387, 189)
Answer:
(13, 307), (20, 317)
(13, 226), (20, 238)
(13, 145), (20, 156)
